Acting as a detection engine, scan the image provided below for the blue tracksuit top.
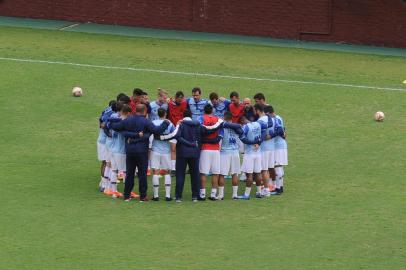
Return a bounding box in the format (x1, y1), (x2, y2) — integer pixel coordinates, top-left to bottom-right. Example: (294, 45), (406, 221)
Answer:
(110, 115), (169, 155)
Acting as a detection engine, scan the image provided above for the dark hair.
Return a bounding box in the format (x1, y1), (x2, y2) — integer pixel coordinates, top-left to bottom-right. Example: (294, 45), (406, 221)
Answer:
(136, 104), (146, 114)
(175, 91), (184, 98)
(209, 92), (219, 100)
(158, 108), (166, 118)
(118, 94), (130, 104)
(111, 101), (118, 112)
(108, 100), (116, 106)
(141, 91), (148, 96)
(264, 105), (274, 114)
(192, 87), (201, 94)
(230, 91), (239, 99)
(204, 104), (213, 114)
(116, 101), (124, 112)
(254, 103), (264, 112)
(224, 111), (232, 120)
(133, 88), (143, 96)
(183, 109), (192, 118)
(253, 93), (265, 101)
(116, 93), (127, 101)
(121, 104), (132, 114)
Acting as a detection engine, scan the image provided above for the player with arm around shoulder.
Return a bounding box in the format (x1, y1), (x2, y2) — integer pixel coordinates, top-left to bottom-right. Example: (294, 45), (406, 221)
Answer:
(273, 111), (288, 195)
(150, 108), (175, 201)
(219, 111), (242, 200)
(238, 116), (263, 200)
(198, 104), (223, 201)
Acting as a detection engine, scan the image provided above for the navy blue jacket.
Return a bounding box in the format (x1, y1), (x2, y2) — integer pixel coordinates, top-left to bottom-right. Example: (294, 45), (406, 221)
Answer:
(110, 115), (169, 155)
(160, 118), (222, 158)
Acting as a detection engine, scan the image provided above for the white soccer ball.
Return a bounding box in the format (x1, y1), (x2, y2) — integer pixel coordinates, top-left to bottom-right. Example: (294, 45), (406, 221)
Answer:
(374, 111), (385, 122)
(72, 87), (83, 97)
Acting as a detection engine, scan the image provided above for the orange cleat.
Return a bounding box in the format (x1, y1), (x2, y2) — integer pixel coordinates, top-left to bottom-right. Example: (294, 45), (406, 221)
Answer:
(268, 184), (276, 191)
(112, 191), (123, 198)
(104, 189), (113, 196)
(131, 192), (140, 198)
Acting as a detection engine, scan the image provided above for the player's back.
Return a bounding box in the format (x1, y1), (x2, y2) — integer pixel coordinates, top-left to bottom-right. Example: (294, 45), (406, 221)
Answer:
(258, 115), (275, 152)
(149, 101), (168, 121)
(243, 122), (261, 154)
(220, 127), (239, 154)
(199, 114), (220, 150)
(274, 115), (287, 149)
(151, 119), (174, 154)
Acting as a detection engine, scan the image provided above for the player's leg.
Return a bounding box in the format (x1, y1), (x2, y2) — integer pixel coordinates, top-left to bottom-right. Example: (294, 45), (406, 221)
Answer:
(162, 153), (172, 201)
(239, 154), (253, 199)
(219, 153), (230, 200)
(175, 157), (187, 201)
(110, 154), (119, 197)
(274, 166), (284, 195)
(199, 150), (210, 200)
(254, 154), (263, 198)
(209, 151), (221, 200)
(136, 155), (149, 201)
(150, 151), (160, 201)
(188, 157), (201, 201)
(124, 155), (136, 201)
(210, 174), (219, 200)
(170, 141), (177, 177)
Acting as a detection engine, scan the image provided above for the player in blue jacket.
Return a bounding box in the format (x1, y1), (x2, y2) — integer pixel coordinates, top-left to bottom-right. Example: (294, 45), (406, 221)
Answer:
(150, 108), (175, 201)
(110, 104), (171, 202)
(209, 92), (230, 119)
(187, 87), (208, 121)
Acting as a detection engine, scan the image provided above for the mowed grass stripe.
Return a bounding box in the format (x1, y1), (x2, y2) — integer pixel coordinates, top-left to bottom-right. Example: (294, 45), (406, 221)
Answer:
(1, 56), (406, 92)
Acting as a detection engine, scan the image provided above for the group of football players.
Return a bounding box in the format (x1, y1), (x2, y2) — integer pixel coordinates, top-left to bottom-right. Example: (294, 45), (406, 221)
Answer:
(97, 87), (287, 202)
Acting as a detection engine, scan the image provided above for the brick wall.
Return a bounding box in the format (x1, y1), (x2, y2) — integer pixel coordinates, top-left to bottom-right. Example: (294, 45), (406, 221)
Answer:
(1, 0), (405, 48)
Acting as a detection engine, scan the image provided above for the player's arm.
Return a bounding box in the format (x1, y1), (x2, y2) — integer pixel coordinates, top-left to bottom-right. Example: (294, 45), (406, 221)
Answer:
(200, 119), (224, 134)
(222, 122), (243, 135)
(146, 119), (169, 135)
(160, 124), (180, 141)
(240, 135), (261, 145)
(110, 118), (126, 131)
(127, 131), (151, 144)
(202, 131), (223, 144)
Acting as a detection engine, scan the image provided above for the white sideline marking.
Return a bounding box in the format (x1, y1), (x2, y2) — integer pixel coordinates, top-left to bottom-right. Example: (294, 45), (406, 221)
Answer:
(59, 23), (82, 31)
(0, 56), (405, 92)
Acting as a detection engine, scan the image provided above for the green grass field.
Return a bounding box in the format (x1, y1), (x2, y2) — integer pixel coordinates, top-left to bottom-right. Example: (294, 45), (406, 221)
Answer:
(0, 26), (405, 270)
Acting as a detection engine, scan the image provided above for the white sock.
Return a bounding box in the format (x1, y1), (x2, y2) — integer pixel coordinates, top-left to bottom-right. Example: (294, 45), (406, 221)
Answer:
(101, 177), (108, 189)
(256, 185), (262, 194)
(110, 171), (118, 192)
(171, 160), (176, 171)
(164, 174), (171, 198)
(218, 186), (224, 198)
(244, 187), (251, 197)
(211, 188), (217, 198)
(104, 166), (111, 179)
(232, 186), (238, 198)
(276, 178), (282, 189)
(280, 177), (284, 187)
(200, 189), (206, 198)
(152, 175), (159, 198)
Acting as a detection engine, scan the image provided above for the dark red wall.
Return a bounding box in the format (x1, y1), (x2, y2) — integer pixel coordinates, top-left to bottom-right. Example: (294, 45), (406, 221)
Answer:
(1, 0), (405, 48)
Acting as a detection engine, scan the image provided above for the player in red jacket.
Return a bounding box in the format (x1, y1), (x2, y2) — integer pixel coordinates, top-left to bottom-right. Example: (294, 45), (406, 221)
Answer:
(198, 104), (223, 200)
(167, 91), (188, 175)
(228, 91), (245, 123)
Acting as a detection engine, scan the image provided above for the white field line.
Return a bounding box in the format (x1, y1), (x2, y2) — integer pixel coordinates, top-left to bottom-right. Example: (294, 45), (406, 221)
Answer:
(0, 56), (405, 92)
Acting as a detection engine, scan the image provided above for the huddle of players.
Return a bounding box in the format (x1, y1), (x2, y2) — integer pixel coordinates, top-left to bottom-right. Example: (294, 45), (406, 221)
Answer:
(97, 87), (288, 201)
